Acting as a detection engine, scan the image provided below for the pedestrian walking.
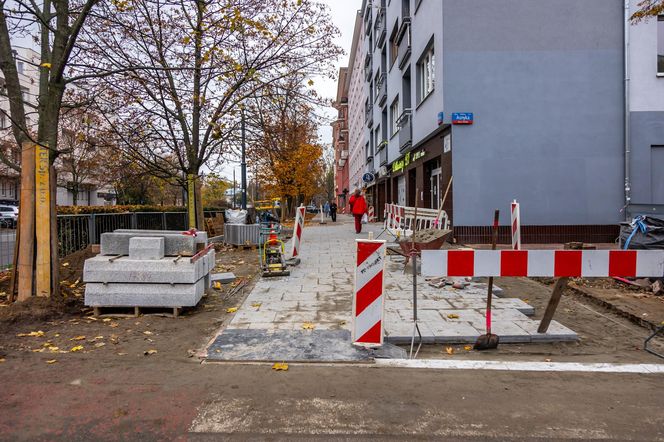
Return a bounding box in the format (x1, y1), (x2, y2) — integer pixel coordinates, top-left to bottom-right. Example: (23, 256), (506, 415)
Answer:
(348, 189), (367, 234)
(323, 201), (330, 219)
(329, 201), (337, 222)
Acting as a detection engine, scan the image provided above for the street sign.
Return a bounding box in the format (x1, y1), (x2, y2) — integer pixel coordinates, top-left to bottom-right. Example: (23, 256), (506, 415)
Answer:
(362, 172), (375, 183)
(452, 112), (473, 125)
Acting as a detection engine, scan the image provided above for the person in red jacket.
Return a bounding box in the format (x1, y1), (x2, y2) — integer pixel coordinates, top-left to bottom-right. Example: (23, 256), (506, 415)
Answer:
(348, 188), (367, 234)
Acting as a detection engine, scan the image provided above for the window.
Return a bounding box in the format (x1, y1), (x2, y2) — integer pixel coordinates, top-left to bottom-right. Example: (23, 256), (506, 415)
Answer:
(0, 113), (6, 129)
(16, 62), (23, 75)
(659, 16), (664, 75)
(417, 42), (435, 103)
(20, 86), (28, 102)
(389, 23), (399, 69)
(390, 96), (400, 136)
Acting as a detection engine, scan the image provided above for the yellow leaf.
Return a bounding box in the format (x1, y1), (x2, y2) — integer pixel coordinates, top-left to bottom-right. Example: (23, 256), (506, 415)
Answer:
(301, 322), (315, 330)
(226, 307), (238, 313)
(0, 358), (6, 363)
(17, 330), (45, 337)
(144, 349), (158, 356)
(94, 342), (105, 348)
(447, 314), (459, 319)
(70, 336), (86, 341)
(94, 336), (104, 340)
(40, 62), (52, 69)
(32, 348), (45, 353)
(102, 318), (112, 322)
(213, 281), (222, 290)
(464, 345), (473, 351)
(70, 345), (84, 352)
(251, 302), (262, 308)
(445, 347), (454, 355)
(307, 79), (314, 86)
(46, 359), (57, 364)
(62, 262), (70, 267)
(69, 279), (80, 288)
(272, 362), (288, 371)
(47, 346), (60, 353)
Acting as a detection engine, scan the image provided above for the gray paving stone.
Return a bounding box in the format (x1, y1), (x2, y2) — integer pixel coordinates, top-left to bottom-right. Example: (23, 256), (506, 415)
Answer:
(514, 320), (579, 342)
(128, 236), (165, 260)
(211, 272), (236, 284)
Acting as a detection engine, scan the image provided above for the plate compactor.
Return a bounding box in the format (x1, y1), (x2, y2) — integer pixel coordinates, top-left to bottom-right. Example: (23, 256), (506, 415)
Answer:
(258, 222), (290, 277)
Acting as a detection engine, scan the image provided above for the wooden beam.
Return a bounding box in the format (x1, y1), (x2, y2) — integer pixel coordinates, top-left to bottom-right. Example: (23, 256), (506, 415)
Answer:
(35, 144), (51, 297)
(17, 142), (36, 301)
(537, 277), (570, 333)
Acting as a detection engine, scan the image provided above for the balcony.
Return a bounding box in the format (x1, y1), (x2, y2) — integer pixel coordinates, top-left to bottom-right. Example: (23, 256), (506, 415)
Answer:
(397, 109), (412, 152)
(340, 149), (349, 160)
(364, 1), (373, 35)
(375, 74), (387, 106)
(365, 103), (374, 128)
(374, 8), (386, 48)
(364, 55), (373, 81)
(377, 140), (388, 165)
(397, 23), (411, 70)
(338, 158), (346, 168)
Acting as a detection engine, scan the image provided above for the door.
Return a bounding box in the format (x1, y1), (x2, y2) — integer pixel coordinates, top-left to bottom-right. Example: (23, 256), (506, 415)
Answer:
(431, 167), (441, 209)
(397, 176), (406, 206)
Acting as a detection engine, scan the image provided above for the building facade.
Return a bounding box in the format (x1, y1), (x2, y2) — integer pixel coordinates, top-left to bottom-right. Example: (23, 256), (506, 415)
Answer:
(345, 0), (664, 243)
(332, 67), (350, 211)
(1, 46), (117, 206)
(347, 11), (368, 202)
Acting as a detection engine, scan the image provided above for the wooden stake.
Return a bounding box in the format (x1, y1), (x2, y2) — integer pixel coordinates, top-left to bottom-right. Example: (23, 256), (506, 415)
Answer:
(8, 219), (20, 303)
(537, 277), (570, 333)
(187, 173), (196, 230)
(35, 143), (51, 297)
(17, 141), (36, 301)
(49, 165), (59, 299)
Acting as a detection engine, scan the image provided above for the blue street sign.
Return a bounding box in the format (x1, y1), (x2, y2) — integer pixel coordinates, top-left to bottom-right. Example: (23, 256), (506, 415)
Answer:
(362, 172), (375, 183)
(452, 112), (474, 125)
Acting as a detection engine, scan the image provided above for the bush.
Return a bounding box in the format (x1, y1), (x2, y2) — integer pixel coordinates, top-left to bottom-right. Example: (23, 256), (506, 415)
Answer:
(56, 205), (186, 215)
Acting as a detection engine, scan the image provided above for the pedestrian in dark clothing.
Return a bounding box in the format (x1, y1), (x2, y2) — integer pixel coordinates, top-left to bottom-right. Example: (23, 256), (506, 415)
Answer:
(329, 201), (337, 222)
(348, 189), (367, 234)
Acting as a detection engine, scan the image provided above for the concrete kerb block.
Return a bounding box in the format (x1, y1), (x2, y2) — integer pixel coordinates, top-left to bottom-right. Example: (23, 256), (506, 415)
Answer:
(84, 278), (207, 307)
(129, 236), (165, 260)
(83, 255), (206, 284)
(115, 229), (208, 245)
(100, 232), (197, 256)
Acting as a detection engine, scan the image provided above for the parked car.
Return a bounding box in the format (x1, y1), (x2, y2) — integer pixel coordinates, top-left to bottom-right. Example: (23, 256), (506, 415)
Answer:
(305, 204), (319, 214)
(0, 205), (18, 228)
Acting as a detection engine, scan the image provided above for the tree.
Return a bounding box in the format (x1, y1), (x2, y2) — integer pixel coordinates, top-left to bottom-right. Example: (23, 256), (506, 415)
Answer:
(201, 173), (231, 208)
(81, 0), (341, 229)
(0, 0), (100, 301)
(631, 0), (664, 21)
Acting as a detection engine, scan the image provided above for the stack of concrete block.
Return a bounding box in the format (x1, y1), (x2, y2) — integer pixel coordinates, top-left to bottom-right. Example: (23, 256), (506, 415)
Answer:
(84, 230), (215, 309)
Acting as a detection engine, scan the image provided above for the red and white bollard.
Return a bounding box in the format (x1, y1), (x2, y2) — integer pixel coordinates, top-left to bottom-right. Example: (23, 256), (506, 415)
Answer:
(352, 239), (387, 346)
(511, 199), (521, 250)
(367, 205), (375, 222)
(291, 205), (306, 258)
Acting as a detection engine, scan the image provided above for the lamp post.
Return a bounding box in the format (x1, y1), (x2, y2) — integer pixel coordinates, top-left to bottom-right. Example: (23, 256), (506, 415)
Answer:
(241, 109), (247, 210)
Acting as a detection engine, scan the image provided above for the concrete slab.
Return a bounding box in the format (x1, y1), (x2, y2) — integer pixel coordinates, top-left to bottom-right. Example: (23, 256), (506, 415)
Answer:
(129, 236), (165, 260)
(84, 278), (206, 307)
(100, 232), (197, 256)
(210, 272), (236, 284)
(205, 329), (373, 362)
(115, 229), (208, 245)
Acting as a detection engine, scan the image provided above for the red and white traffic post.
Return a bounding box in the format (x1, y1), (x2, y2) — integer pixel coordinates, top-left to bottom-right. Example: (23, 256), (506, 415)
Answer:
(291, 205), (306, 258)
(352, 239), (387, 347)
(511, 199), (521, 250)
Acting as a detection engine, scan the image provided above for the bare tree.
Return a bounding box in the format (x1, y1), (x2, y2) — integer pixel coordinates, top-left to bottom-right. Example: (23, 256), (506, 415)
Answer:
(79, 0), (342, 228)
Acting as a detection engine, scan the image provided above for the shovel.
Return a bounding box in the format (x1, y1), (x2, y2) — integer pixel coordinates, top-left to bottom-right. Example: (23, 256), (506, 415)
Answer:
(474, 209), (500, 351)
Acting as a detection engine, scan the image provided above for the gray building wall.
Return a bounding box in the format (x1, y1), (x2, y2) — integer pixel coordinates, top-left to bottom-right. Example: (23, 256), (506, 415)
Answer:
(442, 0), (625, 226)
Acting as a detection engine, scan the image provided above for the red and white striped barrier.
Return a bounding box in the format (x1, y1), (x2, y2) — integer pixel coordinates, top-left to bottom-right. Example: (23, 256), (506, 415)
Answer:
(421, 249), (664, 278)
(291, 205), (306, 258)
(368, 205), (375, 222)
(352, 239), (387, 346)
(511, 200), (521, 250)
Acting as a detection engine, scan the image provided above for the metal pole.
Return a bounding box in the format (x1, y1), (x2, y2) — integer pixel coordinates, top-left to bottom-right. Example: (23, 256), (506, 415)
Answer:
(233, 169), (236, 209)
(624, 0), (632, 220)
(241, 109), (247, 210)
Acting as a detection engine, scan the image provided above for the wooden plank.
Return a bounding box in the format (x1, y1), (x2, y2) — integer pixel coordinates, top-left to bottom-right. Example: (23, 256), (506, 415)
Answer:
(35, 143), (51, 297)
(49, 165), (59, 298)
(537, 277), (570, 333)
(8, 219), (20, 302)
(17, 141), (36, 301)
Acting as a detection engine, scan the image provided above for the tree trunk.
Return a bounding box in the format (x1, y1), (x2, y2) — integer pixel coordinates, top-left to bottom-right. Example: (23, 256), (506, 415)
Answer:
(17, 142), (36, 301)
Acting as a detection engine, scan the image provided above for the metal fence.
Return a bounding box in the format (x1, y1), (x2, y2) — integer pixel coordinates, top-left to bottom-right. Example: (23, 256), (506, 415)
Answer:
(0, 210), (224, 269)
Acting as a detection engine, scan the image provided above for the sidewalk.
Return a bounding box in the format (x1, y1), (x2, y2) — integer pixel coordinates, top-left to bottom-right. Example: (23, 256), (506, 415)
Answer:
(206, 215), (576, 362)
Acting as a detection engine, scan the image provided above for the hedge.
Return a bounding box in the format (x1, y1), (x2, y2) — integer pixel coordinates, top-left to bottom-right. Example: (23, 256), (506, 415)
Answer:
(56, 205), (227, 215)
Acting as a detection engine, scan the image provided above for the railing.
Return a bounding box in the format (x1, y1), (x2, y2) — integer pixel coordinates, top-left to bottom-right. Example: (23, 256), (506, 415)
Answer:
(376, 74), (387, 106)
(364, 58), (373, 81)
(340, 149), (349, 159)
(397, 109), (412, 151)
(398, 23), (411, 69)
(377, 141), (388, 165)
(374, 7), (386, 47)
(365, 103), (374, 127)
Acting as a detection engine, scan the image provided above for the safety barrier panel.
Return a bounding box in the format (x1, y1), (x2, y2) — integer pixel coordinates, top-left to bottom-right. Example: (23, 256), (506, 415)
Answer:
(367, 206), (375, 222)
(290, 205), (306, 258)
(382, 203), (450, 237)
(352, 239), (387, 346)
(421, 249), (664, 278)
(511, 200), (521, 250)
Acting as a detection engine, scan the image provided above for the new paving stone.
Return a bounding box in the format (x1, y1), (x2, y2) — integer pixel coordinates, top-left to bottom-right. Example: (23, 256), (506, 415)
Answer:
(100, 231), (197, 256)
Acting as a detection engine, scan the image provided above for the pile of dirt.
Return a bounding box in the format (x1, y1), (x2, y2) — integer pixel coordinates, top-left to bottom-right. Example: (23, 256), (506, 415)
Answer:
(401, 229), (452, 244)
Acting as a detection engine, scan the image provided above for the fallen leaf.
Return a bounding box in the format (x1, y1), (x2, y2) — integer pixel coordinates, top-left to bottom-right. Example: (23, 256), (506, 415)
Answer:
(0, 358), (5, 363)
(251, 302), (262, 308)
(54, 334), (60, 337)
(544, 358), (552, 362)
(47, 346), (60, 353)
(94, 342), (106, 348)
(213, 281), (222, 290)
(17, 330), (45, 337)
(338, 320), (347, 325)
(93, 336), (104, 340)
(109, 323), (119, 328)
(32, 348), (45, 353)
(69, 279), (80, 288)
(62, 262), (70, 267)
(143, 331), (153, 335)
(464, 345), (473, 351)
(117, 352), (128, 356)
(301, 322), (315, 330)
(46, 359), (57, 364)
(272, 362), (289, 371)
(226, 307), (238, 313)
(445, 347), (454, 355)
(70, 336), (86, 341)
(447, 314), (459, 319)
(102, 318), (112, 323)
(70, 345), (84, 352)
(144, 349), (158, 356)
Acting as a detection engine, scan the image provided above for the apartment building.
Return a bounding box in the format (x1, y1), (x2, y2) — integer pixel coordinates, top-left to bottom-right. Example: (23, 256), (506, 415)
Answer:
(332, 67), (350, 211)
(349, 0), (664, 243)
(347, 11), (368, 201)
(1, 46), (117, 206)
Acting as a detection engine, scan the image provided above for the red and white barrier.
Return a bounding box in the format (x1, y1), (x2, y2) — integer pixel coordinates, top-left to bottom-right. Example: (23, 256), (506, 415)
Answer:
(352, 239), (387, 346)
(511, 200), (521, 250)
(382, 203), (448, 237)
(368, 205), (375, 222)
(421, 249), (664, 278)
(291, 205), (306, 258)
